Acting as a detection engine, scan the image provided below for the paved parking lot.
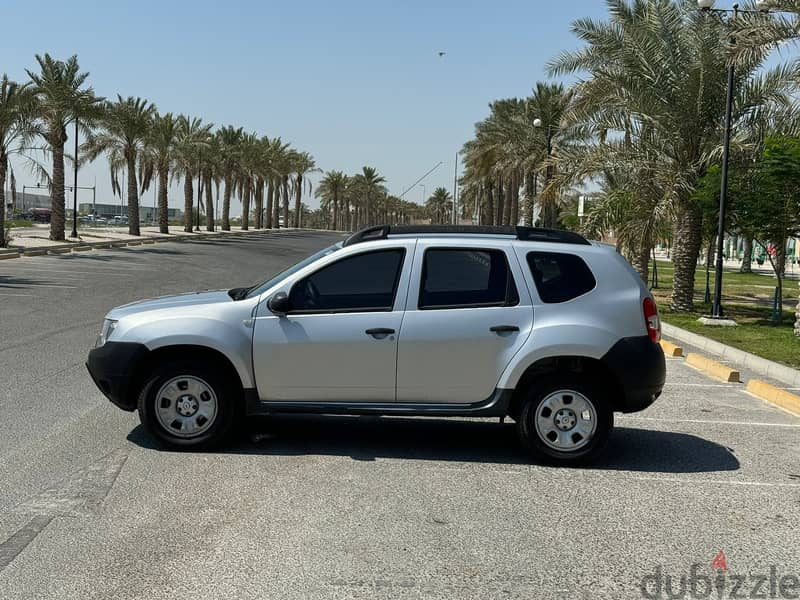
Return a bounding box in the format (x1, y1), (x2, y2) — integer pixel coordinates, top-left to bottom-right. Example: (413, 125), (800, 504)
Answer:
(1, 231), (798, 599)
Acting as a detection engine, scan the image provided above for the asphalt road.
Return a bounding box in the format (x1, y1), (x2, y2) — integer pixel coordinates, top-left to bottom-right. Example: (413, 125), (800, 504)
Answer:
(1, 231), (798, 600)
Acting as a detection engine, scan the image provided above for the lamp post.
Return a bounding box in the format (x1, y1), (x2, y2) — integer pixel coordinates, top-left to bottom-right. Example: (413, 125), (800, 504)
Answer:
(70, 117), (79, 238)
(697, 0), (771, 318)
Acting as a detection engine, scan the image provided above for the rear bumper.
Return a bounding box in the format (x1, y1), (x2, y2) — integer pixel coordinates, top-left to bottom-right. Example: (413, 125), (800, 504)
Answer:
(86, 342), (149, 411)
(601, 335), (666, 413)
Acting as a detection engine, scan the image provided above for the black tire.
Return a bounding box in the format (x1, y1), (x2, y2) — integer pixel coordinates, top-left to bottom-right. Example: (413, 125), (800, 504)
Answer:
(516, 375), (613, 466)
(137, 359), (240, 450)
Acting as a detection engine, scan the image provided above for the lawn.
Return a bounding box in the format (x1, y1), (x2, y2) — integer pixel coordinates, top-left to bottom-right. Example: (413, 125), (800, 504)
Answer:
(648, 260), (800, 368)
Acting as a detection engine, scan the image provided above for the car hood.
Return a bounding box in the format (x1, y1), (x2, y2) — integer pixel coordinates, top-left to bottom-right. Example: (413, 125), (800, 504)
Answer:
(108, 290), (233, 319)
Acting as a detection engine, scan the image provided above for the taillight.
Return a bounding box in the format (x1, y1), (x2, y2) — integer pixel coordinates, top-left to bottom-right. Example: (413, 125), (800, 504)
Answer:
(643, 297), (661, 343)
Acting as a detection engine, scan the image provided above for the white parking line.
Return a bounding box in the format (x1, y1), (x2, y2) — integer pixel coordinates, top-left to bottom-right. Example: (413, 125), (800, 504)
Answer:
(619, 416), (800, 428)
(626, 475), (800, 488)
(664, 383), (738, 388)
(0, 293), (34, 297)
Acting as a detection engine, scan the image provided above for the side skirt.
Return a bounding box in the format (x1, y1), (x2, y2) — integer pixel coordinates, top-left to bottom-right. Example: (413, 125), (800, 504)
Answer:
(243, 388), (513, 418)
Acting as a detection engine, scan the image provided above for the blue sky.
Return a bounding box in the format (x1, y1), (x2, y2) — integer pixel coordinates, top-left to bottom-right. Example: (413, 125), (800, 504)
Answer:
(2, 1), (656, 212)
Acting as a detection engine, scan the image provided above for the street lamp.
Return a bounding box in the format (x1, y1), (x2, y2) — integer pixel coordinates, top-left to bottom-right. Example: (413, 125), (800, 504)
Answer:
(70, 117), (79, 239)
(697, 0), (772, 318)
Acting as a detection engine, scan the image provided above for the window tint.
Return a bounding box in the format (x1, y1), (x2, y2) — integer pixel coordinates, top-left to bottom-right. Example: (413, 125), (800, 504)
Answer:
(527, 251), (596, 303)
(419, 248), (518, 309)
(289, 249), (404, 312)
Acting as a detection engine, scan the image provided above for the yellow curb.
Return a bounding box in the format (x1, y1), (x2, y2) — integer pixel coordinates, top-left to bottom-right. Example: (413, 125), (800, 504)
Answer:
(47, 248), (71, 254)
(126, 241), (142, 246)
(72, 246), (92, 252)
(141, 239), (155, 244)
(0, 252), (20, 260)
(745, 380), (800, 417)
(660, 340), (683, 357)
(685, 352), (740, 383)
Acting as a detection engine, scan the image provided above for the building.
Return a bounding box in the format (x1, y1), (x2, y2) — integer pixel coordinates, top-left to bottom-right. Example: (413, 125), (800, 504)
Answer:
(79, 203), (182, 221)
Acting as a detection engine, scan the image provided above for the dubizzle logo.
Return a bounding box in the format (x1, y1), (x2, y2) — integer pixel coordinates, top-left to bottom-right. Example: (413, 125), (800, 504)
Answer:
(639, 550), (799, 599)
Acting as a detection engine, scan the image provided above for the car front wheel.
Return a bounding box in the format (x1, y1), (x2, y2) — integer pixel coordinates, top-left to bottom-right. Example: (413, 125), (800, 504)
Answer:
(517, 376), (613, 465)
(137, 360), (238, 450)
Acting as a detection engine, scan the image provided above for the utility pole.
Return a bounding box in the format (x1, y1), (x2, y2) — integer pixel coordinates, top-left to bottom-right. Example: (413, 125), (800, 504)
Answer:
(452, 152), (458, 225)
(70, 117), (79, 238)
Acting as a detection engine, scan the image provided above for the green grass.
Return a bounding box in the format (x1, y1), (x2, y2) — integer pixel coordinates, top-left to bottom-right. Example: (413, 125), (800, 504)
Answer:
(6, 219), (33, 228)
(648, 260), (800, 368)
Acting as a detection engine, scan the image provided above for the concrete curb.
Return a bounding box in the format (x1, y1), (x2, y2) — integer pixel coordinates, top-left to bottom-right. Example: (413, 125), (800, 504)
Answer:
(662, 322), (800, 388)
(686, 352), (740, 383)
(745, 380), (800, 416)
(659, 340), (683, 357)
(72, 246), (92, 252)
(0, 252), (21, 260)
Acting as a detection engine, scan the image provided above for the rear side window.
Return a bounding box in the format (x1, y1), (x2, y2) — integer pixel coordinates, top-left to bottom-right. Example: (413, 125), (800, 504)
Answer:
(419, 248), (519, 309)
(527, 251), (596, 303)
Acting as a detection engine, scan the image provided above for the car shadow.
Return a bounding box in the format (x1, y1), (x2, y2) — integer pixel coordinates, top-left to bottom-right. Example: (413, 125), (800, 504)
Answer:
(126, 415), (740, 474)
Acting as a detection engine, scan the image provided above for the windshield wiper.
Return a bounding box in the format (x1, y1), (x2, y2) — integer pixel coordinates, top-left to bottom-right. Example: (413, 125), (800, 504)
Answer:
(227, 286), (251, 301)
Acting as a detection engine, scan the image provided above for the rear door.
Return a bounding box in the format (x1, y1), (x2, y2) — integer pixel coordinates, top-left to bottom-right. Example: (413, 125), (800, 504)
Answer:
(395, 240), (533, 404)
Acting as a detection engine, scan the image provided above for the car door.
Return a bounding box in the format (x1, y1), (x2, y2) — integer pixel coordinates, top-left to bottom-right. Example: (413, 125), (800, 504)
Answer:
(252, 243), (413, 402)
(396, 240), (533, 404)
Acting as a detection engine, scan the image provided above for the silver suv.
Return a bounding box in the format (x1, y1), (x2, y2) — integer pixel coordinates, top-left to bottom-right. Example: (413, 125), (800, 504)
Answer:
(87, 225), (665, 465)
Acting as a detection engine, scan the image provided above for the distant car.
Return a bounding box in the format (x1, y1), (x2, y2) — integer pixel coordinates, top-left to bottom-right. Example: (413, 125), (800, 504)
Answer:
(87, 224), (666, 464)
(30, 208), (51, 223)
(112, 215), (128, 225)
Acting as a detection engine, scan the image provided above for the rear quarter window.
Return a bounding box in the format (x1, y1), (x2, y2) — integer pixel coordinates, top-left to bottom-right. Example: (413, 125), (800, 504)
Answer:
(526, 251), (596, 303)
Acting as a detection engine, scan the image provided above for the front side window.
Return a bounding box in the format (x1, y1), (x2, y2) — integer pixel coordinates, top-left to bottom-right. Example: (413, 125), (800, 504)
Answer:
(526, 251), (596, 303)
(289, 249), (405, 313)
(419, 248), (519, 309)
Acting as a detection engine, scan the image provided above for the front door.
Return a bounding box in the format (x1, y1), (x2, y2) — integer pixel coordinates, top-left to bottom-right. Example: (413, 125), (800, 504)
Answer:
(396, 243), (533, 404)
(253, 246), (409, 402)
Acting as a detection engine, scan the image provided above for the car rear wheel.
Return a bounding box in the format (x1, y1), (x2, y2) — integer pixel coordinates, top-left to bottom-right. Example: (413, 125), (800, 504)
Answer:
(137, 360), (238, 450)
(516, 376), (613, 465)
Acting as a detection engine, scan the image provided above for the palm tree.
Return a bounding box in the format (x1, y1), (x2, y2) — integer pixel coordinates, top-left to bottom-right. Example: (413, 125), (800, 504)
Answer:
(0, 75), (36, 247)
(215, 125), (243, 231)
(426, 187), (452, 224)
(143, 112), (178, 233)
(548, 0), (797, 311)
(357, 166), (386, 226)
(315, 170), (348, 230)
(26, 54), (100, 241)
(82, 96), (156, 236)
(174, 115), (212, 233)
(292, 151), (317, 228)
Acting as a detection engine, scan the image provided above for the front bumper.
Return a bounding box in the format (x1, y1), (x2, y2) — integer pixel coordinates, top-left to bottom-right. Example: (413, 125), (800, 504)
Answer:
(601, 335), (666, 413)
(86, 341), (149, 411)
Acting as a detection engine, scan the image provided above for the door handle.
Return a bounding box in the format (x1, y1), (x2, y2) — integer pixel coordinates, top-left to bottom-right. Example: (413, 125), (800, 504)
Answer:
(490, 325), (519, 333)
(365, 328), (396, 337)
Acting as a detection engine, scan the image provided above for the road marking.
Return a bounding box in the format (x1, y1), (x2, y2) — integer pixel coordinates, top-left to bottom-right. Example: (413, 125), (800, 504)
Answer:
(0, 284), (77, 289)
(663, 383), (740, 388)
(619, 416), (800, 428)
(625, 475), (800, 488)
(0, 293), (35, 297)
(0, 515), (53, 572)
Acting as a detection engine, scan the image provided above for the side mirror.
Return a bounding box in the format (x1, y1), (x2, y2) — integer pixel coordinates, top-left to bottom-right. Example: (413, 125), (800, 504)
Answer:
(267, 291), (291, 315)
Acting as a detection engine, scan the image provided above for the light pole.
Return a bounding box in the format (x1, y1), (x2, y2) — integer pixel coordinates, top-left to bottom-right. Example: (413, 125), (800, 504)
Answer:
(70, 117), (79, 238)
(697, 0), (771, 318)
(420, 184), (426, 204)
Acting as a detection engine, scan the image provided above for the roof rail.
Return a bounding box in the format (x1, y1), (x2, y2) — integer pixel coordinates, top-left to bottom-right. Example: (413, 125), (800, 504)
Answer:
(342, 224), (590, 247)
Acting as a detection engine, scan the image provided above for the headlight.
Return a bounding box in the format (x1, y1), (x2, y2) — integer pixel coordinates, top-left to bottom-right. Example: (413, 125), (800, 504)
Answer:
(96, 319), (118, 348)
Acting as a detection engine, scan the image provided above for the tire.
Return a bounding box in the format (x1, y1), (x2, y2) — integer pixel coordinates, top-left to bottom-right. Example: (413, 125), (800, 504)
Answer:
(516, 375), (613, 466)
(137, 359), (239, 450)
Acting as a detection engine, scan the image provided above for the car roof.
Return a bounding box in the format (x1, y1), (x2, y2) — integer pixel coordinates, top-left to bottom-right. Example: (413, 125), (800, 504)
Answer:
(342, 225), (591, 247)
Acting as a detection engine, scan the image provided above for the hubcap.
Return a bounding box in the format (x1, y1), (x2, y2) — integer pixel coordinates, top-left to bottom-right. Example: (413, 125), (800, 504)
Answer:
(534, 390), (597, 452)
(155, 376), (218, 438)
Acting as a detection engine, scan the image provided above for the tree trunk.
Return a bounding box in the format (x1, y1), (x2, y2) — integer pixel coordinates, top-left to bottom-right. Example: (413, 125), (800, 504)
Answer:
(183, 174), (194, 233)
(254, 179), (263, 229)
(332, 190), (339, 231)
(0, 156), (7, 247)
(205, 174), (214, 231)
(241, 178), (251, 230)
(670, 204), (703, 312)
(633, 234), (652, 283)
(293, 174), (302, 228)
(158, 167), (169, 234)
(511, 171), (520, 226)
(485, 180), (494, 226)
(740, 236), (753, 273)
(222, 177), (232, 231)
(49, 141), (66, 241)
(495, 176), (503, 226)
(265, 179), (274, 229)
(774, 242), (786, 325)
(794, 280), (800, 337)
(272, 178), (280, 228)
(282, 176), (289, 228)
(127, 156), (140, 236)
(525, 171), (535, 227)
(541, 165), (557, 229)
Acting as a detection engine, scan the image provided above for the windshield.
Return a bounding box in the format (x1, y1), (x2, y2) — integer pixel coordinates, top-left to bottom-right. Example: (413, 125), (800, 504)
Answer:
(244, 242), (343, 298)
